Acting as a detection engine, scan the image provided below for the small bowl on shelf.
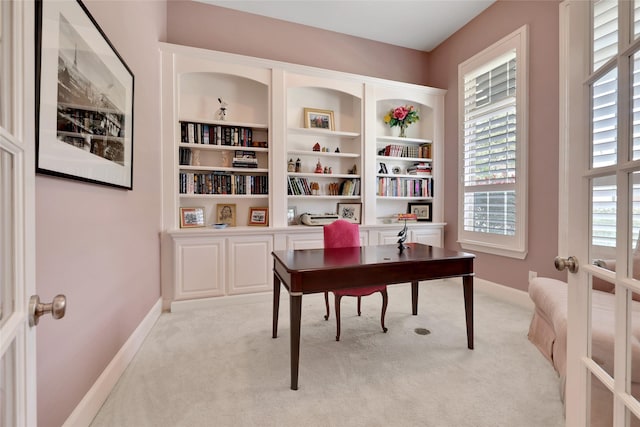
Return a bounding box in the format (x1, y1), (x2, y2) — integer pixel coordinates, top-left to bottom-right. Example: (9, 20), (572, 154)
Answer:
(212, 223), (228, 229)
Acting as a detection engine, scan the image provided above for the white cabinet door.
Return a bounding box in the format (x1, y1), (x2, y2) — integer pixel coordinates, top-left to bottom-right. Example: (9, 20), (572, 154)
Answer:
(411, 228), (443, 247)
(174, 237), (225, 301)
(227, 235), (273, 295)
(286, 232), (324, 250)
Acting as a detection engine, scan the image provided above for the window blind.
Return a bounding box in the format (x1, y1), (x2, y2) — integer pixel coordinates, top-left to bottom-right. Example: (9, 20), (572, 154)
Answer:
(462, 54), (517, 235)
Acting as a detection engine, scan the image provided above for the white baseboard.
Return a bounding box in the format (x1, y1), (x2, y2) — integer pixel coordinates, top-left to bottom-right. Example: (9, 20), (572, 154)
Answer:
(472, 277), (534, 311)
(62, 298), (162, 427)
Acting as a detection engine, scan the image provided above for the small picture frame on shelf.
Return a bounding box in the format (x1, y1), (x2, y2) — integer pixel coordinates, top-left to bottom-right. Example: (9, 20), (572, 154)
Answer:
(216, 203), (236, 227)
(287, 206), (298, 225)
(407, 202), (433, 222)
(337, 202), (362, 224)
(304, 108), (335, 130)
(179, 207), (205, 228)
(248, 207), (269, 226)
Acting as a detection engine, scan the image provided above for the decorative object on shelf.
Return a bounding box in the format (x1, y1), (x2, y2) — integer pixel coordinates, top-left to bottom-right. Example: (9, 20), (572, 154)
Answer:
(295, 158), (301, 172)
(379, 162), (388, 174)
(248, 207), (269, 226)
(335, 147), (340, 153)
(397, 220), (408, 253)
(392, 166), (402, 174)
(193, 150), (200, 166)
(348, 164), (357, 174)
(328, 182), (340, 195)
(408, 202), (433, 222)
(315, 160), (323, 173)
(217, 97), (228, 120)
(36, 0), (134, 190)
(287, 206), (298, 225)
(222, 151), (231, 167)
(313, 142), (321, 151)
(288, 158), (295, 172)
(216, 203), (236, 227)
(212, 223), (228, 229)
(179, 207), (205, 228)
(328, 166), (333, 174)
(304, 108), (335, 130)
(310, 182), (320, 195)
(337, 202), (362, 224)
(384, 105), (420, 138)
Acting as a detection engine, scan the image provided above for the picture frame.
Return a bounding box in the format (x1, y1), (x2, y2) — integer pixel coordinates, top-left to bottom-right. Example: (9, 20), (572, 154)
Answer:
(304, 108), (335, 131)
(408, 202), (433, 222)
(216, 203), (236, 227)
(179, 207), (205, 228)
(36, 0), (135, 189)
(249, 207), (269, 226)
(337, 202), (362, 224)
(287, 206), (298, 225)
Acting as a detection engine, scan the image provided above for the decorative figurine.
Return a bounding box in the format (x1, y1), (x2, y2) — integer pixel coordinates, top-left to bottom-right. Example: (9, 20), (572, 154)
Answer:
(311, 182), (320, 195)
(217, 97), (228, 121)
(323, 166), (329, 174)
(313, 142), (321, 152)
(295, 158), (301, 172)
(335, 147), (340, 153)
(288, 158), (295, 172)
(315, 160), (323, 173)
(397, 220), (408, 254)
(328, 166), (332, 174)
(349, 164), (357, 174)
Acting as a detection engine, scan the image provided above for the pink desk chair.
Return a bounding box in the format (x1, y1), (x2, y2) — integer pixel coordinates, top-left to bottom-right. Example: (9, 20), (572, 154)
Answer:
(323, 219), (388, 341)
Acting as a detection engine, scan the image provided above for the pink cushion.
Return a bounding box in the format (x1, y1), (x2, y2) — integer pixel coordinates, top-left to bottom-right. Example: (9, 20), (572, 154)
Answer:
(323, 219), (386, 297)
(324, 219), (360, 248)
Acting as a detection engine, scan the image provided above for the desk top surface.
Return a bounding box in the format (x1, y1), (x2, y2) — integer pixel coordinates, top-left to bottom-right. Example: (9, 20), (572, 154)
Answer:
(272, 243), (474, 272)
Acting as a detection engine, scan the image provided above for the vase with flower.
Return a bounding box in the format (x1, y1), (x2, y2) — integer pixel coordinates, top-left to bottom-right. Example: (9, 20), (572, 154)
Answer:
(384, 105), (420, 137)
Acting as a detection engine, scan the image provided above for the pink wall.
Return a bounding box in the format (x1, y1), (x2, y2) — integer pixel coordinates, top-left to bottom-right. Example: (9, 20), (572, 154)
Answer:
(428, 0), (566, 290)
(166, 0), (430, 85)
(35, 1), (166, 426)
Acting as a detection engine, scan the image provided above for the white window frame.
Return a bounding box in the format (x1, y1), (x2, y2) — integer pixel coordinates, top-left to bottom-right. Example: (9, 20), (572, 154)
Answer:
(457, 25), (529, 259)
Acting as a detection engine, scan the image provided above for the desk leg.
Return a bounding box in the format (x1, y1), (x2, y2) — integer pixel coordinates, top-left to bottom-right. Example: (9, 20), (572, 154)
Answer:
(272, 273), (281, 339)
(411, 281), (419, 315)
(463, 275), (474, 349)
(290, 294), (302, 390)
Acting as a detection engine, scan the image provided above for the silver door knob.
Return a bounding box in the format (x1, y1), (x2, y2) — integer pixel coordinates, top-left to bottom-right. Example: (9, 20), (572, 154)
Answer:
(554, 256), (579, 273)
(29, 294), (66, 327)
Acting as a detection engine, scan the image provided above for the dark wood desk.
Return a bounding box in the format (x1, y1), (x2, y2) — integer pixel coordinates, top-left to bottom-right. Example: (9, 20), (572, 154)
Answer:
(271, 243), (475, 390)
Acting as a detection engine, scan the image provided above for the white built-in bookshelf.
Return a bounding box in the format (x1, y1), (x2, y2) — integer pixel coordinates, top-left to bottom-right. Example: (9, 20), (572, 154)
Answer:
(160, 43), (445, 310)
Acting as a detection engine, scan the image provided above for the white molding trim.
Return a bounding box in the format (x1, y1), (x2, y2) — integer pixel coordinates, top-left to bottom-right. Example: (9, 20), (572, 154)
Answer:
(62, 298), (162, 427)
(171, 277), (534, 312)
(472, 277), (533, 310)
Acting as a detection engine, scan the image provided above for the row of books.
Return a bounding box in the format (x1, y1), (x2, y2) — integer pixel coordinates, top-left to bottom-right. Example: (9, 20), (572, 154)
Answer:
(377, 177), (433, 198)
(287, 177), (361, 196)
(179, 172), (268, 195)
(180, 121), (263, 147)
(380, 143), (432, 159)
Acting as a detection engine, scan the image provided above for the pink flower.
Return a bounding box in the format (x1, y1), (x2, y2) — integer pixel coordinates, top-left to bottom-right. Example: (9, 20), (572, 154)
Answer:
(392, 107), (408, 121)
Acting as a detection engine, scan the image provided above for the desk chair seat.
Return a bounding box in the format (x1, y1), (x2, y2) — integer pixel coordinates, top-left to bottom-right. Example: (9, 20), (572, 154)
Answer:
(323, 219), (388, 341)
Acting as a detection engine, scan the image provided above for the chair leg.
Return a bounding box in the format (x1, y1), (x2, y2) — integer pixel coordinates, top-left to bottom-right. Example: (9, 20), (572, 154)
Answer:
(324, 291), (330, 321)
(357, 296), (362, 316)
(380, 289), (388, 333)
(335, 293), (342, 341)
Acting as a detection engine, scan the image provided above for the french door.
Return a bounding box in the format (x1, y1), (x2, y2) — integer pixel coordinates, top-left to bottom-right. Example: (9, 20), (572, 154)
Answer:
(0, 1), (37, 426)
(562, 1), (640, 425)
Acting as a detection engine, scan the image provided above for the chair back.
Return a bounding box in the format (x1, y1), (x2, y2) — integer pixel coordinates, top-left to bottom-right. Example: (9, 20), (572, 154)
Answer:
(324, 219), (360, 248)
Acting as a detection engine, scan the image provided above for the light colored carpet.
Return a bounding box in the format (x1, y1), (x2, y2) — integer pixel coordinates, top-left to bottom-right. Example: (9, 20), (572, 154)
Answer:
(90, 279), (565, 427)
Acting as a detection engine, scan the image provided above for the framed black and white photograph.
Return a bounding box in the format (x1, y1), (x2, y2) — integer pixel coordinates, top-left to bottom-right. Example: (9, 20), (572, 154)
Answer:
(36, 0), (135, 189)
(179, 207), (205, 228)
(248, 207), (269, 226)
(337, 202), (362, 224)
(408, 202), (433, 222)
(304, 108), (334, 130)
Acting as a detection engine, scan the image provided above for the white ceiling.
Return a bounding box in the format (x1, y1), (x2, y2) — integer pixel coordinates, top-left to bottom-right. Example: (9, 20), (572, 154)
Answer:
(199, 0), (496, 52)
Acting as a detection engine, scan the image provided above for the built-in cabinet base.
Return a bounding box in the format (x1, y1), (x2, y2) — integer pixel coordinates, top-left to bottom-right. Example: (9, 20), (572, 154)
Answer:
(163, 223), (444, 311)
